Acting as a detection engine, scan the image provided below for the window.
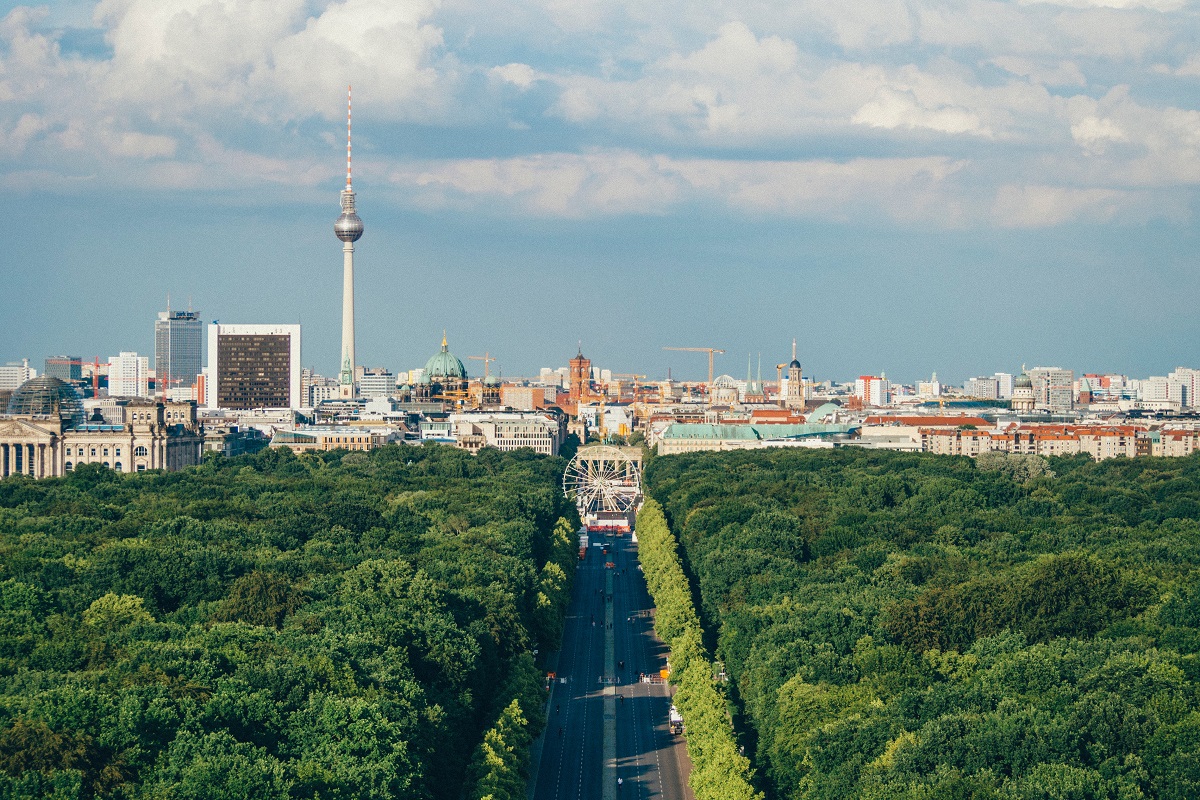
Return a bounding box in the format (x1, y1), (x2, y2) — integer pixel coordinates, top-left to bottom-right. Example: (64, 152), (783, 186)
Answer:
(103, 462), (109, 468)
(115, 448), (121, 457)
(65, 462), (73, 472)
(134, 445), (148, 457)
(90, 448), (96, 456)
(103, 448), (109, 456)
(77, 447), (84, 456)
(137, 465), (146, 472)
(114, 462), (122, 472)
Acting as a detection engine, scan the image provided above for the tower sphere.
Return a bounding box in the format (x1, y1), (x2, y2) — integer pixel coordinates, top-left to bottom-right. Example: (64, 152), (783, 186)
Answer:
(335, 209), (363, 242)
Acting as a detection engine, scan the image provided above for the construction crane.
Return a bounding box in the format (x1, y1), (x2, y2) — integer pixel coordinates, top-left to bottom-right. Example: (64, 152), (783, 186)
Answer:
(468, 352), (496, 381)
(611, 373), (646, 402)
(662, 347), (725, 387)
(87, 357), (111, 399)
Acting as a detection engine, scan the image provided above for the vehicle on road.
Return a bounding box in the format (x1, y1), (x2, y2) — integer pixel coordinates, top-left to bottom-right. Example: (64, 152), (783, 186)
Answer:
(669, 705), (684, 735)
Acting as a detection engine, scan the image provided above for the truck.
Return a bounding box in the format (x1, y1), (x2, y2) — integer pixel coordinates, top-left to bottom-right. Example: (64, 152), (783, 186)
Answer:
(578, 531), (589, 560)
(669, 705), (684, 735)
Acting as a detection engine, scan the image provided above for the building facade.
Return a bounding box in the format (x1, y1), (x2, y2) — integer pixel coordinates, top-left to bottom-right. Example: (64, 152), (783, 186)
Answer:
(785, 339), (804, 410)
(0, 361), (37, 391)
(1011, 373), (1036, 412)
(0, 376), (202, 479)
(569, 349), (592, 403)
(108, 352), (150, 398)
(206, 324), (302, 409)
(44, 356), (82, 383)
(855, 376), (890, 407)
(964, 377), (1000, 400)
(1029, 367), (1074, 412)
(359, 369), (394, 398)
(449, 411), (567, 455)
(155, 309), (204, 397)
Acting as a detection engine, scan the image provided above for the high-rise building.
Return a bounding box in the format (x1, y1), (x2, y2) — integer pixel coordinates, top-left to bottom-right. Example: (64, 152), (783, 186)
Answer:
(855, 375), (890, 407)
(1169, 368), (1200, 408)
(359, 369), (395, 398)
(1028, 367), (1074, 412)
(206, 324), (301, 409)
(993, 372), (1014, 399)
(108, 352), (150, 398)
(155, 309), (204, 397)
(0, 360), (37, 391)
(44, 356), (82, 382)
(334, 87), (364, 400)
(964, 377), (1000, 400)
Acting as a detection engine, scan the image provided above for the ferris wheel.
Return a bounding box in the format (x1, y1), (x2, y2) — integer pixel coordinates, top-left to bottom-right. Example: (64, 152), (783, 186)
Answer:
(563, 445), (643, 517)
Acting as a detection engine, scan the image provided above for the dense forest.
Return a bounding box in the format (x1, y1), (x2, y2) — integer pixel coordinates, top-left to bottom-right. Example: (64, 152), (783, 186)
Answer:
(646, 448), (1200, 800)
(0, 445), (578, 800)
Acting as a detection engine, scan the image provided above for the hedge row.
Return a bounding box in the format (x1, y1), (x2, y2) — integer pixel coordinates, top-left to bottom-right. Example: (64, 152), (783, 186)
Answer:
(636, 500), (762, 800)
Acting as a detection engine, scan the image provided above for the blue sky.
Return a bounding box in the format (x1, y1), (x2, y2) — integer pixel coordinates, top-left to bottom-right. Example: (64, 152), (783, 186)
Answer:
(1, 0), (1198, 384)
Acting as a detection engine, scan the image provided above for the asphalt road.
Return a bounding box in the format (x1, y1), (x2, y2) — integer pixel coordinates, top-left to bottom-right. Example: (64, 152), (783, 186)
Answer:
(532, 532), (693, 800)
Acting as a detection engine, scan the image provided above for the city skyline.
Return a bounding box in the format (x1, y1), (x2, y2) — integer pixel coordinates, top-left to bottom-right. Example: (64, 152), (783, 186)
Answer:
(2, 0), (1199, 382)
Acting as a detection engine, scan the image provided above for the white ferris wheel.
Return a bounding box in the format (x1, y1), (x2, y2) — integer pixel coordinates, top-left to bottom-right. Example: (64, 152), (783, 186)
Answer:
(563, 445), (643, 517)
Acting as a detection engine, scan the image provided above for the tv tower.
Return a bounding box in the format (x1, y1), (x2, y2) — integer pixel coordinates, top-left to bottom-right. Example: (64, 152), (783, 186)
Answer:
(334, 85), (364, 399)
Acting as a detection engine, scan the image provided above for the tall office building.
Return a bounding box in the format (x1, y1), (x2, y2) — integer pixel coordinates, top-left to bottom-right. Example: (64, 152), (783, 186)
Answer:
(1029, 367), (1074, 412)
(44, 356), (82, 382)
(155, 308), (204, 397)
(993, 372), (1014, 399)
(108, 352), (150, 398)
(205, 324), (301, 409)
(0, 360), (36, 391)
(334, 87), (364, 400)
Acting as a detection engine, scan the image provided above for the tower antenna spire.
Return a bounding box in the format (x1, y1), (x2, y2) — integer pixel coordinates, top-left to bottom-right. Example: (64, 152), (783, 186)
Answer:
(335, 85), (364, 400)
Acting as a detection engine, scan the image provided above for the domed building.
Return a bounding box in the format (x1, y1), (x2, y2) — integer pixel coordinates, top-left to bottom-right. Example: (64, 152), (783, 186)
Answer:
(414, 333), (469, 404)
(1011, 372), (1036, 413)
(6, 375), (85, 428)
(0, 376), (202, 480)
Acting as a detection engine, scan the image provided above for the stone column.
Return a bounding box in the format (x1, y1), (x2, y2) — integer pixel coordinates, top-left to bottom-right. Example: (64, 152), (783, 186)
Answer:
(1, 443), (7, 477)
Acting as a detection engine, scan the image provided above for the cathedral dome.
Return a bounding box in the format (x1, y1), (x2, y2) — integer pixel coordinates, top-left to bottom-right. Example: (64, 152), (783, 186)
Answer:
(423, 334), (466, 380)
(1014, 373), (1033, 389)
(484, 374), (500, 387)
(6, 375), (85, 428)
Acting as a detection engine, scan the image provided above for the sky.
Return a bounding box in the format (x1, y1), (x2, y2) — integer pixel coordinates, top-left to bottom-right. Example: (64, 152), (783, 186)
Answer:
(1, 0), (1198, 385)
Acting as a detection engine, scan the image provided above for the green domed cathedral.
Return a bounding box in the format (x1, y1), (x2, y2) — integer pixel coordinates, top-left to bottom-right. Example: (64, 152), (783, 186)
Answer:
(415, 333), (469, 403)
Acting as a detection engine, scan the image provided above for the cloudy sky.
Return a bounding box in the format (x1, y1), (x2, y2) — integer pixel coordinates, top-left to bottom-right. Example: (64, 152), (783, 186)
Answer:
(2, 0), (1198, 384)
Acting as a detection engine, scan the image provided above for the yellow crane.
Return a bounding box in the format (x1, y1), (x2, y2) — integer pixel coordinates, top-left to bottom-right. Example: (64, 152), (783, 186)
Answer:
(611, 372), (646, 403)
(662, 347), (726, 387)
(468, 352), (496, 380)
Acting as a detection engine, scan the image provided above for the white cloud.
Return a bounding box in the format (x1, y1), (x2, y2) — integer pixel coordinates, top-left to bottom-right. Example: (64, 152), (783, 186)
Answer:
(1, 0), (1199, 228)
(992, 184), (1122, 226)
(1018, 0), (1186, 10)
(1070, 116), (1126, 153)
(853, 86), (989, 136)
(390, 149), (971, 223)
(491, 63), (538, 89)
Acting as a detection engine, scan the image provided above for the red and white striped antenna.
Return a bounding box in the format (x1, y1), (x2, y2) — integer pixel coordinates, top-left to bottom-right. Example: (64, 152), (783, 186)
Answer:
(346, 85), (353, 189)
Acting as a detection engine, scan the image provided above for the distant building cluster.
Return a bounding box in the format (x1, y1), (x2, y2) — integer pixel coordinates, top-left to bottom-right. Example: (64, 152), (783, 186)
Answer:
(5, 94), (1199, 478)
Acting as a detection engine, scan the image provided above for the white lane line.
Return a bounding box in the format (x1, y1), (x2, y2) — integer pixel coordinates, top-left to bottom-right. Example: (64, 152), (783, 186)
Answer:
(554, 561), (595, 800)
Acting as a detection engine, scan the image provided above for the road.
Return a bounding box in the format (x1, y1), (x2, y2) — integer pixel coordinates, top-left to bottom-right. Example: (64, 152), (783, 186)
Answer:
(532, 531), (693, 800)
